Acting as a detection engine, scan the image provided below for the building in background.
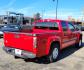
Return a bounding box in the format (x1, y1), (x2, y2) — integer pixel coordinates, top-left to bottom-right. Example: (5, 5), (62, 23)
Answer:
(0, 11), (41, 26)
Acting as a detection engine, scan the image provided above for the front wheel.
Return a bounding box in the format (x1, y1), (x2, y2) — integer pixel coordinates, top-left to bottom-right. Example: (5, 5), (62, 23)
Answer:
(47, 44), (60, 63)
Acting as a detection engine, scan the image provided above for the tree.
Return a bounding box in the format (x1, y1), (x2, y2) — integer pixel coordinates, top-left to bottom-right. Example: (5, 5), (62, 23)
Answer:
(34, 13), (41, 20)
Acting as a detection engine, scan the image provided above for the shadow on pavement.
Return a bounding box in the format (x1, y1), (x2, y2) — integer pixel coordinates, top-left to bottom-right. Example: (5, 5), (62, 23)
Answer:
(57, 46), (80, 61)
(82, 42), (84, 46)
(57, 41), (84, 60)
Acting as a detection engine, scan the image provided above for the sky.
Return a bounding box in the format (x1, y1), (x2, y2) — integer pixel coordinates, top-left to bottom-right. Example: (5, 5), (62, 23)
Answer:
(0, 0), (84, 20)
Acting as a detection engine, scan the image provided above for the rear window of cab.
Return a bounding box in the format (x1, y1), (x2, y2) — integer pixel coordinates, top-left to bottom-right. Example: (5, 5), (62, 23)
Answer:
(34, 22), (59, 30)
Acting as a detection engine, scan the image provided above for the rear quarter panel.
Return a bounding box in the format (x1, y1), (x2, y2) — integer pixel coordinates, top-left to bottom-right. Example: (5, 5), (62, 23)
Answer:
(36, 32), (62, 57)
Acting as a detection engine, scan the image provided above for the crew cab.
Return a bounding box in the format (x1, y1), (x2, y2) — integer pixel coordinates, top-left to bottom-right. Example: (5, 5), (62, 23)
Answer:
(3, 19), (82, 63)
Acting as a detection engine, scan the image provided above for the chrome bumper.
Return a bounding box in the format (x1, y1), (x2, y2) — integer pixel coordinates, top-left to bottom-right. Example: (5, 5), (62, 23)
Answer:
(3, 46), (36, 59)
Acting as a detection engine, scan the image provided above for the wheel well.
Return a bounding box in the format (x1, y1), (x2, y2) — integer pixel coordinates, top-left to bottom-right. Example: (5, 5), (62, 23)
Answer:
(50, 41), (60, 49)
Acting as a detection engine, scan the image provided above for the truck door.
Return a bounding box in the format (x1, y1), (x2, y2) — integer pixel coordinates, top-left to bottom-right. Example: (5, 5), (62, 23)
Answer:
(61, 21), (70, 48)
(67, 22), (77, 44)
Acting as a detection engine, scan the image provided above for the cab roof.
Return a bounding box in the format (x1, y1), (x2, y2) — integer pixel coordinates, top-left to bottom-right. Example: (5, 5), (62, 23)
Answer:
(35, 19), (69, 23)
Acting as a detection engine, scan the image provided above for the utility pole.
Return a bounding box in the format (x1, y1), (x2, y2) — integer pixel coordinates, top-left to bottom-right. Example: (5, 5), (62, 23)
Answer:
(82, 8), (84, 26)
(53, 0), (58, 19)
(42, 9), (45, 19)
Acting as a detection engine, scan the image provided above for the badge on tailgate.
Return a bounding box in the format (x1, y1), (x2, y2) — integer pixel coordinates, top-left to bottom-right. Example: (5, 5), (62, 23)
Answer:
(15, 34), (20, 38)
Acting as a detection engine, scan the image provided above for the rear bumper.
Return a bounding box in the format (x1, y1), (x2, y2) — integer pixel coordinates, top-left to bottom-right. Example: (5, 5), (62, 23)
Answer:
(3, 46), (36, 59)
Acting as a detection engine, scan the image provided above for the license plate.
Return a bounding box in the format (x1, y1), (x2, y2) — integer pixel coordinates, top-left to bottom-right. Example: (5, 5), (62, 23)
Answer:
(15, 49), (22, 56)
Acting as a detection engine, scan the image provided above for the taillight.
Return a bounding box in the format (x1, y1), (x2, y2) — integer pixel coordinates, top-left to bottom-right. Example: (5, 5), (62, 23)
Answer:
(33, 37), (37, 48)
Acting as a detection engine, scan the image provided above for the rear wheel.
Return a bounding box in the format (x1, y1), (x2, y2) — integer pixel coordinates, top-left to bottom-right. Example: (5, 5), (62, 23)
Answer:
(47, 43), (60, 63)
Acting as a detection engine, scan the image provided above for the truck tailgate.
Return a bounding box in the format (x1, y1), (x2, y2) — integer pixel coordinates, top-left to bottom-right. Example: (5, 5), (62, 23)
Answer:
(4, 32), (35, 53)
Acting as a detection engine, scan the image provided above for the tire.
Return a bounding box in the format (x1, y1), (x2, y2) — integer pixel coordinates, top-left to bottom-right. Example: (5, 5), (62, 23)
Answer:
(75, 39), (82, 48)
(47, 43), (60, 63)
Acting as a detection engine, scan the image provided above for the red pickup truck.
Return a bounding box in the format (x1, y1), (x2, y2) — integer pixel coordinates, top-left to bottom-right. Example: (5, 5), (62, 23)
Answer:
(3, 19), (82, 63)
